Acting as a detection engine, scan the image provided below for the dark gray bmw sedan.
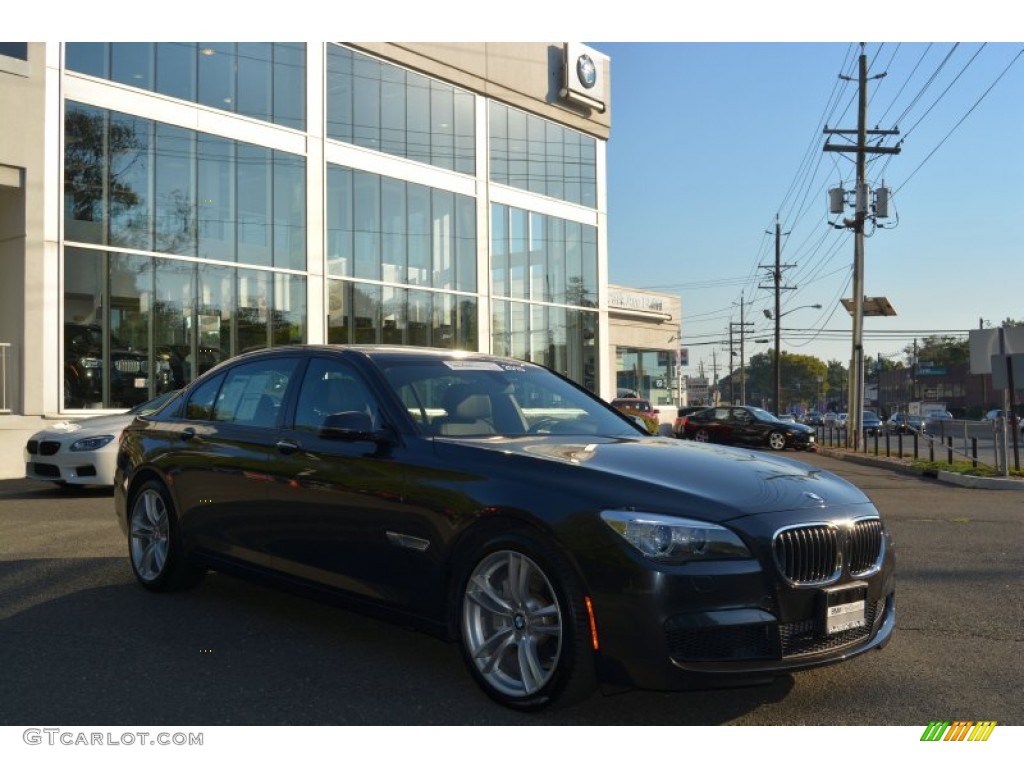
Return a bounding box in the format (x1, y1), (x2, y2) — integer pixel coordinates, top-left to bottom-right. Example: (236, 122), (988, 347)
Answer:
(115, 345), (895, 710)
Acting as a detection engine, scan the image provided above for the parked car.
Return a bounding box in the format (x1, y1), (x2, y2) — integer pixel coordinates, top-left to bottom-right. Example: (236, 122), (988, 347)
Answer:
(25, 389), (180, 487)
(888, 413), (925, 435)
(672, 405), (708, 438)
(801, 411), (824, 426)
(64, 322), (154, 409)
(822, 412), (847, 429)
(679, 405), (817, 451)
(981, 409), (1024, 434)
(610, 397), (660, 434)
(862, 410), (882, 436)
(114, 346), (894, 711)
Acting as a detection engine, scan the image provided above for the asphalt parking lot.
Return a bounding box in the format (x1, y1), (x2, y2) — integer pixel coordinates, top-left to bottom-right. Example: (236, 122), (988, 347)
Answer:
(0, 451), (1021, 725)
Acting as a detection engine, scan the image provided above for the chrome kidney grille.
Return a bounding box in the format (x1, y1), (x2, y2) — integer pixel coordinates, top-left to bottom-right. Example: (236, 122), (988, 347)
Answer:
(773, 518), (883, 586)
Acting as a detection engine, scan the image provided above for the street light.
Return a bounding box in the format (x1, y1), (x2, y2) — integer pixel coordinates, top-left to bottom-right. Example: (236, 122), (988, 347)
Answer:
(762, 303), (823, 415)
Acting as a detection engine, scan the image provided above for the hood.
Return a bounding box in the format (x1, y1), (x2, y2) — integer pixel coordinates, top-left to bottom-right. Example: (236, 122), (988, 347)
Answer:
(434, 435), (869, 520)
(34, 413), (135, 438)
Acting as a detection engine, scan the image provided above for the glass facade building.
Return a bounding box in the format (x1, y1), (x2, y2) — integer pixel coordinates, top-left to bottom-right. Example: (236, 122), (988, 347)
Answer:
(2, 42), (609, 416)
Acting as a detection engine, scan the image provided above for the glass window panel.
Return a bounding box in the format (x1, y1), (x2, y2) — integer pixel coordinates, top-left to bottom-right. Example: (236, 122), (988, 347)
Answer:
(198, 43), (236, 112)
(273, 272), (306, 346)
(490, 203), (508, 298)
(154, 123), (196, 255)
(488, 102), (508, 185)
(156, 43), (197, 101)
(508, 208), (528, 300)
(63, 247), (105, 409)
(66, 43), (109, 78)
(406, 183), (430, 287)
(236, 43), (273, 123)
(382, 286), (406, 345)
(380, 65), (406, 157)
(111, 43), (154, 90)
(564, 221), (583, 306)
(406, 72), (430, 165)
(547, 217), (566, 304)
(108, 113), (153, 251)
(272, 43), (305, 130)
(581, 225), (598, 307)
(352, 283), (381, 344)
(509, 301), (528, 361)
(352, 54), (381, 151)
(408, 289), (432, 347)
(381, 177), (406, 284)
(273, 151), (306, 270)
(581, 136), (597, 208)
(432, 189), (454, 290)
(326, 44), (354, 144)
(153, 259), (195, 389)
(197, 135), (236, 261)
(327, 279), (351, 344)
(430, 82), (454, 170)
(326, 165), (352, 277)
(547, 304), (568, 376)
(198, 264), (235, 362)
(507, 109), (527, 190)
(237, 144), (271, 266)
(185, 373), (224, 420)
(213, 357), (297, 426)
(528, 212), (546, 302)
(352, 171), (380, 280)
(530, 304), (548, 367)
(454, 90), (475, 175)
(564, 131), (581, 205)
(64, 103), (108, 245)
(491, 299), (509, 358)
(236, 268), (271, 353)
(526, 114), (546, 195)
(545, 122), (564, 200)
(457, 296), (477, 350)
(454, 194), (476, 293)
(108, 252), (152, 407)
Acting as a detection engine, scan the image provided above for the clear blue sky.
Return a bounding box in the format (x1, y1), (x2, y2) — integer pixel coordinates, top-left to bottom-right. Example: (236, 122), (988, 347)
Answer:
(593, 40), (1024, 378)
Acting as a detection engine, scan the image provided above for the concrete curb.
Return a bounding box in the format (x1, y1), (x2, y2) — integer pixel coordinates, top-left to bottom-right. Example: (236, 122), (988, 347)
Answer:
(816, 448), (1024, 490)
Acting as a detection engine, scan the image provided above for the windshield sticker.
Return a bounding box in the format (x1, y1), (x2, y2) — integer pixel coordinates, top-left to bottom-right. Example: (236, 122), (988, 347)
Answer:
(443, 361), (506, 371)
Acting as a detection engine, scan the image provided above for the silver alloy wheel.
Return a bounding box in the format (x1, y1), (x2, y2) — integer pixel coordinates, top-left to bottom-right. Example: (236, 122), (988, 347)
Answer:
(462, 550), (563, 698)
(768, 431), (786, 450)
(695, 428), (710, 442)
(130, 488), (170, 583)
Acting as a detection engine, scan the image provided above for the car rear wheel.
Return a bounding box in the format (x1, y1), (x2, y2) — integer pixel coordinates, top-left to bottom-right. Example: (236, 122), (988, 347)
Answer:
(694, 428), (710, 443)
(458, 534), (596, 710)
(767, 431), (786, 451)
(128, 480), (205, 592)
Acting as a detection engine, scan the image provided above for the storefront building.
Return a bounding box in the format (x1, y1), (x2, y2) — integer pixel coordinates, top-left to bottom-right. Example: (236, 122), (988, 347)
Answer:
(0, 43), (611, 438)
(607, 285), (683, 407)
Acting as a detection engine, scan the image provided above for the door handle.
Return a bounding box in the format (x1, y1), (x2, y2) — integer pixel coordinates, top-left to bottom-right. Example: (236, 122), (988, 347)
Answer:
(180, 427), (196, 441)
(276, 439), (299, 455)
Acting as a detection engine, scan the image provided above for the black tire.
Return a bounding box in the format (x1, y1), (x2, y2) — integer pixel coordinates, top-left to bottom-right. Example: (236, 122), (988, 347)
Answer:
(767, 430), (787, 451)
(694, 428), (710, 443)
(457, 531), (597, 711)
(127, 479), (205, 592)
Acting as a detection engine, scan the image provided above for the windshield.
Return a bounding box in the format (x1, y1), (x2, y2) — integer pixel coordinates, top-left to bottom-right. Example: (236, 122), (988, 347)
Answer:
(128, 389), (181, 416)
(378, 359), (642, 438)
(747, 407), (779, 422)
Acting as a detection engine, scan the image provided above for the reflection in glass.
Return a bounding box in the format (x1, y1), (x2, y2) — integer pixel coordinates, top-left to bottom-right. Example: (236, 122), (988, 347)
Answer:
(156, 42), (197, 101)
(273, 152), (306, 270)
(111, 43), (154, 90)
(237, 268), (271, 353)
(237, 144), (272, 266)
(108, 112), (152, 251)
(327, 165), (353, 277)
(154, 259), (195, 389)
(197, 135), (236, 261)
(153, 123), (197, 255)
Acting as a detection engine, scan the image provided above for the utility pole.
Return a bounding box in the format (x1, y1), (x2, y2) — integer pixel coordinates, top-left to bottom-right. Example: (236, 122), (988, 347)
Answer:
(727, 324), (735, 404)
(730, 294), (755, 406)
(824, 44), (900, 448)
(759, 215), (795, 415)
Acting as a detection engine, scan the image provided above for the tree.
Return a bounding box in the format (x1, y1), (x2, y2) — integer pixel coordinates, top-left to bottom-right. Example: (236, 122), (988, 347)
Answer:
(905, 335), (969, 367)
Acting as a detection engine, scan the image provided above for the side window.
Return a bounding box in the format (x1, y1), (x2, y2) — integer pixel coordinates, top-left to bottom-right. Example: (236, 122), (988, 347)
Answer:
(185, 374), (224, 420)
(212, 358), (298, 427)
(293, 357), (380, 433)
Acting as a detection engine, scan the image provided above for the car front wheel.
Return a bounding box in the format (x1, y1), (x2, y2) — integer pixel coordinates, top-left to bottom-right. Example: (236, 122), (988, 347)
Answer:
(768, 431), (787, 451)
(458, 534), (596, 711)
(128, 480), (205, 592)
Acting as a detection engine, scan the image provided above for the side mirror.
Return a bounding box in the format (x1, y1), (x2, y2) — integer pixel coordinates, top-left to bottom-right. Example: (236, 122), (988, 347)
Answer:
(319, 411), (377, 441)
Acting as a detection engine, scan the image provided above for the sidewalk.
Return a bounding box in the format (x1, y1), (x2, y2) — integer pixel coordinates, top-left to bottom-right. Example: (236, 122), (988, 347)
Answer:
(815, 444), (1024, 490)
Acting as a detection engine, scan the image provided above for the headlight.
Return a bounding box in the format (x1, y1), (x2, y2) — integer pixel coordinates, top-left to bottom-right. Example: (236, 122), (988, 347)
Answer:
(600, 510), (751, 563)
(70, 434), (115, 452)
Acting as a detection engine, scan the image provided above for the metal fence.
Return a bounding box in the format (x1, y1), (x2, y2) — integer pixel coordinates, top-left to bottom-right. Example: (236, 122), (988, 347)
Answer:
(816, 419), (1021, 473)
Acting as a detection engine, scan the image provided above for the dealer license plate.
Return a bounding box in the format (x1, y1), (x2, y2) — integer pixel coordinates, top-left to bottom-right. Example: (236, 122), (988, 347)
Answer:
(822, 583), (867, 635)
(134, 377), (147, 388)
